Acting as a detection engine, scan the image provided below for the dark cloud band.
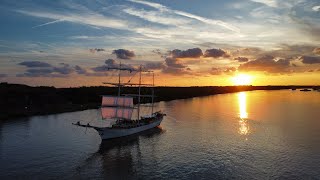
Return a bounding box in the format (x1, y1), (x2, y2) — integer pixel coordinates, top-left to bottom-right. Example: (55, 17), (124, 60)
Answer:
(18, 61), (52, 68)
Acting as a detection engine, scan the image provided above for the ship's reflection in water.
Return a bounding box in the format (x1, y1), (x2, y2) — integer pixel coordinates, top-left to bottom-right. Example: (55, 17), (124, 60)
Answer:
(238, 92), (249, 136)
(98, 126), (164, 151)
(73, 127), (164, 179)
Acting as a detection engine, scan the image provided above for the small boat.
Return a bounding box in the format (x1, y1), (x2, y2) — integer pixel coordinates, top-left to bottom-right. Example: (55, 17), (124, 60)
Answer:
(300, 89), (311, 91)
(73, 62), (166, 140)
(291, 88), (296, 90)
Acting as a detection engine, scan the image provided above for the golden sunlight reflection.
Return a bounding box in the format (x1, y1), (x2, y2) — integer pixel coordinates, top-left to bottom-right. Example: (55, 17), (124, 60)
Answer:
(238, 92), (249, 136)
(239, 92), (248, 119)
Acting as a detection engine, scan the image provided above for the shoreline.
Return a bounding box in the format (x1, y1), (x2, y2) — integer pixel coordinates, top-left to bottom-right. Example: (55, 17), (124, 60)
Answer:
(0, 83), (317, 121)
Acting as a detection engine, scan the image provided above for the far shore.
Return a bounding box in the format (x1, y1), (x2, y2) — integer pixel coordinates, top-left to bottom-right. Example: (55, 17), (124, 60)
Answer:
(0, 82), (318, 121)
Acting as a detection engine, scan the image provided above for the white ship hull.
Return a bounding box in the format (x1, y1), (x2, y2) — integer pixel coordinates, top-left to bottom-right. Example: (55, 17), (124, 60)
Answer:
(95, 117), (163, 140)
(72, 64), (165, 142)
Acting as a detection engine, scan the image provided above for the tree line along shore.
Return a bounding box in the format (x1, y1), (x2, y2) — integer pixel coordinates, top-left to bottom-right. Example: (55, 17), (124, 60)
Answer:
(0, 82), (316, 121)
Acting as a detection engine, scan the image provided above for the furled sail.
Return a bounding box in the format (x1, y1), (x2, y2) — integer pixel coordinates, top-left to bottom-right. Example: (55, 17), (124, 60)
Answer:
(101, 107), (133, 120)
(101, 96), (133, 107)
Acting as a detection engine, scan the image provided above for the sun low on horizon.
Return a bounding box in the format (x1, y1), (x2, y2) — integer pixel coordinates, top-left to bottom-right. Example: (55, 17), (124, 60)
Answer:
(231, 74), (253, 86)
(0, 0), (320, 87)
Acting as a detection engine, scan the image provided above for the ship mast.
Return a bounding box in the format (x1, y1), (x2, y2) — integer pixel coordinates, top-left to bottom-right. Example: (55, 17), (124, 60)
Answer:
(117, 62), (121, 118)
(118, 62), (121, 96)
(152, 72), (154, 114)
(103, 62), (155, 121)
(137, 65), (142, 120)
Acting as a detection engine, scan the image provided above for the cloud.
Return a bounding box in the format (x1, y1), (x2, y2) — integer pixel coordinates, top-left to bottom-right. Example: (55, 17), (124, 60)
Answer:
(151, 47), (199, 75)
(162, 65), (193, 75)
(89, 48), (105, 53)
(91, 65), (108, 72)
(128, 0), (168, 11)
(161, 54), (191, 75)
(0, 74), (8, 78)
(165, 57), (186, 68)
(92, 59), (135, 72)
(300, 56), (320, 64)
(162, 66), (191, 75)
(18, 61), (52, 67)
(91, 59), (116, 72)
(204, 48), (230, 58)
(210, 67), (223, 75)
(234, 57), (249, 62)
(123, 8), (189, 26)
(313, 48), (320, 55)
(300, 22), (320, 41)
(235, 44), (320, 59)
(105, 59), (117, 66)
(224, 67), (237, 74)
(173, 10), (240, 33)
(75, 65), (87, 74)
(128, 0), (239, 32)
(17, 60), (125, 77)
(312, 6), (320, 12)
(170, 48), (203, 58)
(17, 68), (66, 77)
(210, 67), (237, 75)
(112, 49), (135, 59)
(238, 55), (292, 73)
(17, 62), (78, 77)
(234, 47), (264, 56)
(16, 10), (128, 29)
(144, 62), (165, 70)
(276, 44), (318, 55)
(26, 68), (53, 75)
(152, 49), (167, 58)
(289, 13), (320, 41)
(52, 63), (74, 74)
(32, 19), (64, 28)
(83, 72), (109, 77)
(250, 0), (278, 7)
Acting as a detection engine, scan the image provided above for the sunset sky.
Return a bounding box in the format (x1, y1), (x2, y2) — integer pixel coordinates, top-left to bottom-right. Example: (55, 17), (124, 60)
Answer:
(0, 0), (319, 87)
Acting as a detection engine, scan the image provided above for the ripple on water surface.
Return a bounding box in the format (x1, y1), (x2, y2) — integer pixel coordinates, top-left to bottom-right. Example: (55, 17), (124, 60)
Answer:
(1, 90), (320, 179)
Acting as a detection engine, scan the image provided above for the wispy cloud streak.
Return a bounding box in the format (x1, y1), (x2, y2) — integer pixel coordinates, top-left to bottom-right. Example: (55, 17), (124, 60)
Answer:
(123, 8), (190, 26)
(32, 19), (64, 28)
(16, 10), (128, 29)
(128, 0), (239, 33)
(173, 10), (240, 33)
(250, 0), (278, 7)
(128, 0), (168, 11)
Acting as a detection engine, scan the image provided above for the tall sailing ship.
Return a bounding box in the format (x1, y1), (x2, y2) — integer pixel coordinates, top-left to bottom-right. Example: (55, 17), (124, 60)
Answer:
(73, 62), (166, 140)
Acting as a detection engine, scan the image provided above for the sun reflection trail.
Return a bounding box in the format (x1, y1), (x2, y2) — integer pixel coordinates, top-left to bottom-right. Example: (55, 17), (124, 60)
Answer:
(238, 92), (249, 136)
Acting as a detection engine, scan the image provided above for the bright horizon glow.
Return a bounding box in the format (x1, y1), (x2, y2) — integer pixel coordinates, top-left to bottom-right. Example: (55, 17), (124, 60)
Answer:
(232, 74), (253, 86)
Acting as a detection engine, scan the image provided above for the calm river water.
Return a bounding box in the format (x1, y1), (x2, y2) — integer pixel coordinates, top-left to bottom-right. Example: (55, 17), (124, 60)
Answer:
(1, 90), (320, 179)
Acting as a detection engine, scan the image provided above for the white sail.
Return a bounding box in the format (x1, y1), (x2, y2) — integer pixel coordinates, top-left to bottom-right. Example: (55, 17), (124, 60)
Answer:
(101, 96), (133, 107)
(101, 107), (133, 120)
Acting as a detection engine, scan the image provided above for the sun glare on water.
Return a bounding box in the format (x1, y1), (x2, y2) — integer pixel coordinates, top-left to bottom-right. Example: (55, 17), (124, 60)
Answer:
(232, 74), (253, 85)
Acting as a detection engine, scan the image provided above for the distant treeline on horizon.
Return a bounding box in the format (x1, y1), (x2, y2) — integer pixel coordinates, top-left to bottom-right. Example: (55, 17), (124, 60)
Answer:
(0, 82), (317, 121)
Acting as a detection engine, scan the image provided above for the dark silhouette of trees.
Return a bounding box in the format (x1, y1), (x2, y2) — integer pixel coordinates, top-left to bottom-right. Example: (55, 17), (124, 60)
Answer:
(0, 82), (314, 120)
